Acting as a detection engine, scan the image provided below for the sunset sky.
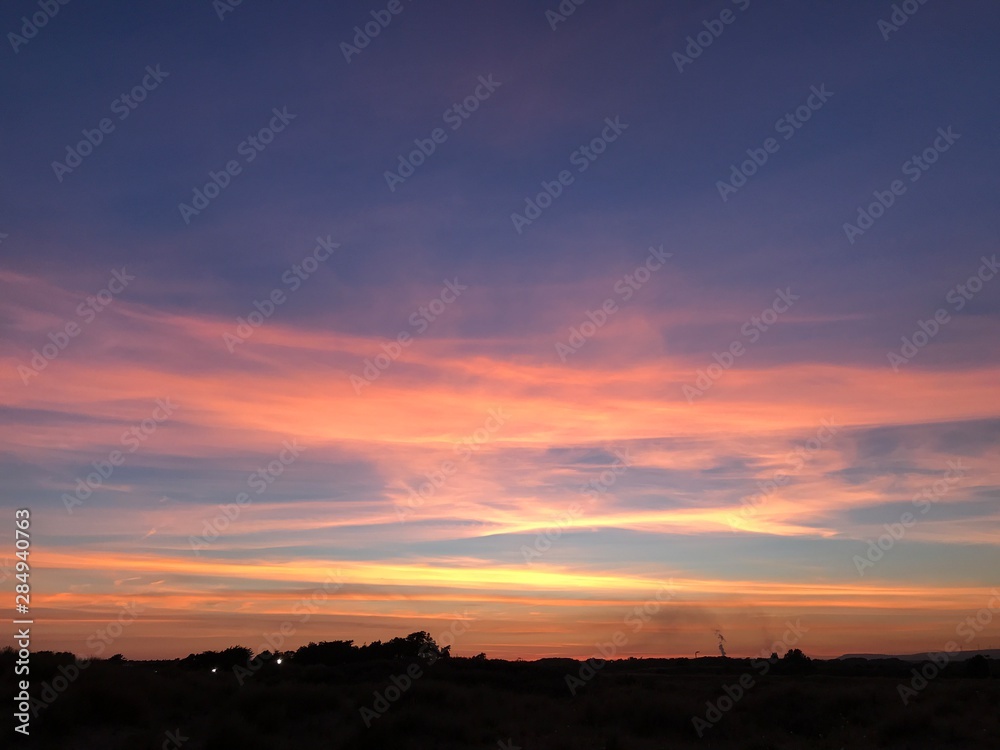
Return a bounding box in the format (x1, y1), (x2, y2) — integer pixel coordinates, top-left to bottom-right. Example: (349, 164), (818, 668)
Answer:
(2, 1), (999, 661)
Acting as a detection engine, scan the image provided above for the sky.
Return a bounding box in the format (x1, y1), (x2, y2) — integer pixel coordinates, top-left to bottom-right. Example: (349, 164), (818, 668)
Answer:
(2, 0), (999, 661)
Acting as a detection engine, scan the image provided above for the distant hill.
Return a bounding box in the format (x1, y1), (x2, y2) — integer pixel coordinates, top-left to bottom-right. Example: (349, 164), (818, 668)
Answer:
(839, 648), (1000, 662)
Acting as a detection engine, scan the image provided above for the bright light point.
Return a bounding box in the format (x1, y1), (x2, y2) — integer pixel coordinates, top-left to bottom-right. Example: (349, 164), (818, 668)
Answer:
(276, 658), (282, 664)
(211, 668), (217, 673)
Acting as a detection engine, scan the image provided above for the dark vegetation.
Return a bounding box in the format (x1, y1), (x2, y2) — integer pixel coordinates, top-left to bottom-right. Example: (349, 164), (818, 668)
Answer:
(3, 636), (997, 750)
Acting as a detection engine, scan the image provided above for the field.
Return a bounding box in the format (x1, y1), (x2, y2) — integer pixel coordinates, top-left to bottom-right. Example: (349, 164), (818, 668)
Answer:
(6, 648), (998, 750)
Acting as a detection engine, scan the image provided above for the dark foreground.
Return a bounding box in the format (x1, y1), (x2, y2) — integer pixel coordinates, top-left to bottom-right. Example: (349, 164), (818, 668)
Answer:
(6, 651), (998, 749)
